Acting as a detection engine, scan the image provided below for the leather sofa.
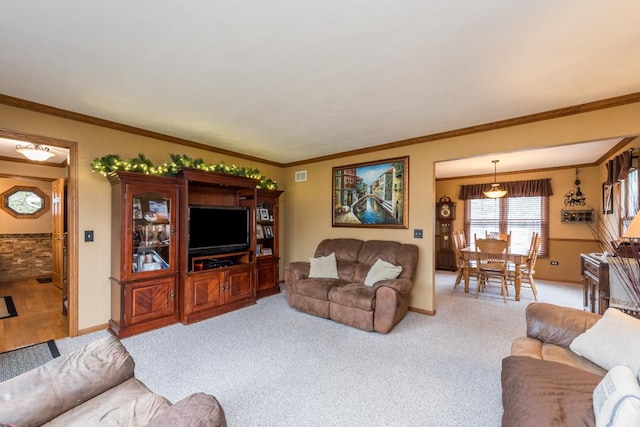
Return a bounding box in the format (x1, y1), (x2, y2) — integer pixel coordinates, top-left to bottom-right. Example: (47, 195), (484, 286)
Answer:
(0, 335), (226, 427)
(285, 238), (419, 333)
(501, 302), (606, 427)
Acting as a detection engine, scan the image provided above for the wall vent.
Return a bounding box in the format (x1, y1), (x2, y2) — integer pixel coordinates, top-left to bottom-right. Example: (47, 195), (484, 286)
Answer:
(295, 170), (307, 182)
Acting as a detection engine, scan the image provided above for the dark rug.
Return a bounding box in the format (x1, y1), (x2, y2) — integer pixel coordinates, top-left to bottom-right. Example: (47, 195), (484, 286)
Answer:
(0, 296), (18, 319)
(36, 277), (53, 283)
(0, 340), (60, 382)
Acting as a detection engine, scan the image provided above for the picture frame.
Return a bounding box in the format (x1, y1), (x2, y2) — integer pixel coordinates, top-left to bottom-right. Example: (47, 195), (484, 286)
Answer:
(256, 224), (265, 239)
(264, 225), (273, 238)
(262, 248), (273, 255)
(602, 182), (613, 215)
(259, 208), (270, 221)
(332, 156), (409, 228)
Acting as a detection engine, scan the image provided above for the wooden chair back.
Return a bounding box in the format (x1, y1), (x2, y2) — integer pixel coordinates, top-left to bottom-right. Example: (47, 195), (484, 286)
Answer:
(474, 237), (509, 273)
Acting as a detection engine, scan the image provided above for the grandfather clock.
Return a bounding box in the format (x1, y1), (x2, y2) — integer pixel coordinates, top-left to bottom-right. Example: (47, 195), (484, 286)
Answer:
(436, 195), (456, 271)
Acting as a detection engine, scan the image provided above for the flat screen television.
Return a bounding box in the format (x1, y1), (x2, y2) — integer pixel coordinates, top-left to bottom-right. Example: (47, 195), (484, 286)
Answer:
(188, 205), (250, 254)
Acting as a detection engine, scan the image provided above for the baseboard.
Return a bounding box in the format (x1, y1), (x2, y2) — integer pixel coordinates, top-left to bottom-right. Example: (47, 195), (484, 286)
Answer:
(409, 306), (435, 316)
(76, 323), (109, 336)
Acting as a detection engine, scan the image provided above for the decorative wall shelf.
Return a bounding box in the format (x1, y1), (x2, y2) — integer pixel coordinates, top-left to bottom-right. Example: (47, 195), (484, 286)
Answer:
(561, 209), (593, 223)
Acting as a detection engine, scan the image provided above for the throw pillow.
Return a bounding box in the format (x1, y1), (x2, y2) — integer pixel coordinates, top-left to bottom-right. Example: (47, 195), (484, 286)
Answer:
(308, 252), (339, 279)
(570, 308), (640, 375)
(593, 365), (640, 427)
(364, 259), (403, 286)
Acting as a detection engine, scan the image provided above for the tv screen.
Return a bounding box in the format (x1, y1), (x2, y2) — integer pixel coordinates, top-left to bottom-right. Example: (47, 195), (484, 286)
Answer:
(188, 205), (250, 254)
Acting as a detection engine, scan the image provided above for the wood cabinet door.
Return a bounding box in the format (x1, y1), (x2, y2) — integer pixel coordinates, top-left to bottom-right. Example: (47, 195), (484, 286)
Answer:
(257, 258), (279, 294)
(225, 266), (254, 304)
(186, 272), (225, 313)
(125, 276), (176, 325)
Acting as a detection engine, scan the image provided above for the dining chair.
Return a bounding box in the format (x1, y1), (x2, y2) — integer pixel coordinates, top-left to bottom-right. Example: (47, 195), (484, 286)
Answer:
(473, 236), (510, 302)
(452, 231), (473, 289)
(508, 232), (540, 300)
(486, 231), (510, 242)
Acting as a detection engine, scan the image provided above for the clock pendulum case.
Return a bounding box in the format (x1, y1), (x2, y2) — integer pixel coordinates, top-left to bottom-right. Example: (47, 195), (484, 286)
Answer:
(436, 195), (457, 271)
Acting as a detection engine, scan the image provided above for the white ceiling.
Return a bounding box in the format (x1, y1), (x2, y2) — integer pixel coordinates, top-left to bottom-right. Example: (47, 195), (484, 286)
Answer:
(1, 1), (639, 171)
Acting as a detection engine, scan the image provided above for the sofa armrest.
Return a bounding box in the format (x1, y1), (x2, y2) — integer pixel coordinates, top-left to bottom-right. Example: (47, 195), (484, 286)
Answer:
(0, 335), (134, 427)
(285, 262), (310, 282)
(374, 278), (413, 295)
(525, 302), (602, 348)
(146, 392), (227, 427)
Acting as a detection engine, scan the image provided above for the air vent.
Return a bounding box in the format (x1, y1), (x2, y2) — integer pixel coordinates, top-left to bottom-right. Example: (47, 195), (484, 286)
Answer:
(295, 170), (307, 182)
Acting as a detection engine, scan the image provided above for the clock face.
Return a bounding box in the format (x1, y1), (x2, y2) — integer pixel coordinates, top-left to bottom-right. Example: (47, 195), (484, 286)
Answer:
(440, 204), (451, 218)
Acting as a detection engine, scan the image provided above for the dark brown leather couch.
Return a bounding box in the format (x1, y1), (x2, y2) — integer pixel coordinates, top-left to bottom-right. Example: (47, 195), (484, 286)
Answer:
(284, 238), (419, 333)
(0, 335), (226, 426)
(502, 303), (605, 427)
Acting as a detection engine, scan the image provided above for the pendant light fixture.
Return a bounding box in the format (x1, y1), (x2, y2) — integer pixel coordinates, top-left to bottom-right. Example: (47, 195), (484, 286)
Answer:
(15, 143), (55, 161)
(483, 160), (507, 199)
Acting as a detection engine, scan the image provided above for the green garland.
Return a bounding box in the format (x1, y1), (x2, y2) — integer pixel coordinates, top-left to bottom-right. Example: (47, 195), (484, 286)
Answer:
(90, 153), (278, 190)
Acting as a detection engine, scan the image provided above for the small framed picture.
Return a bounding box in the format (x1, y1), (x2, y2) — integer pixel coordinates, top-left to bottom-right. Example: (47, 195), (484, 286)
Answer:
(262, 248), (273, 255)
(256, 224), (265, 239)
(264, 226), (273, 238)
(260, 208), (270, 221)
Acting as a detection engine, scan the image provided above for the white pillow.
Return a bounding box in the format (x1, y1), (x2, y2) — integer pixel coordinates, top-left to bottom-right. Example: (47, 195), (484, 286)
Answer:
(308, 252), (339, 279)
(593, 365), (640, 427)
(364, 259), (403, 286)
(570, 308), (640, 375)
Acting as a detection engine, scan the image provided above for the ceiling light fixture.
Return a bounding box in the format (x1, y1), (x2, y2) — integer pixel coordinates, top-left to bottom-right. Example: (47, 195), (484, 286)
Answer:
(15, 143), (55, 161)
(483, 160), (507, 199)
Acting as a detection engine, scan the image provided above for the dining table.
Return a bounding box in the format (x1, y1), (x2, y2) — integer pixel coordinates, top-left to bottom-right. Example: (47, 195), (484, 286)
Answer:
(459, 246), (529, 301)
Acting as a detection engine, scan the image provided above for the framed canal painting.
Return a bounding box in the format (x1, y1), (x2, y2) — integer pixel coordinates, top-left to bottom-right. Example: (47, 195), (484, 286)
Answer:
(332, 156), (408, 228)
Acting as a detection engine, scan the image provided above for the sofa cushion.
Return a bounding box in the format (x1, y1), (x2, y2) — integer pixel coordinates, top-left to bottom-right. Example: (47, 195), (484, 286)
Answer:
(570, 308), (640, 375)
(364, 259), (402, 286)
(526, 302), (601, 348)
(502, 356), (602, 427)
(0, 335), (134, 427)
(510, 337), (607, 377)
(147, 392), (227, 427)
(593, 365), (640, 427)
(292, 278), (342, 300)
(43, 377), (171, 426)
(328, 283), (376, 311)
(308, 252), (339, 279)
(314, 238), (363, 263)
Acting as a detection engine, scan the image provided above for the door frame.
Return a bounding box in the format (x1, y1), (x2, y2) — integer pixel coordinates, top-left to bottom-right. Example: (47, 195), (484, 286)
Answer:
(0, 127), (78, 336)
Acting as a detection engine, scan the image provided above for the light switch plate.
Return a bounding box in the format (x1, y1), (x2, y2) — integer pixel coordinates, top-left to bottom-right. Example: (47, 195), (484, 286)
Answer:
(414, 229), (423, 239)
(84, 230), (94, 242)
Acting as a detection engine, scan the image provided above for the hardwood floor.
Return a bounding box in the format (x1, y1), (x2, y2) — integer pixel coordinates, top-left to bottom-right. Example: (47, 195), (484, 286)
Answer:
(0, 278), (68, 353)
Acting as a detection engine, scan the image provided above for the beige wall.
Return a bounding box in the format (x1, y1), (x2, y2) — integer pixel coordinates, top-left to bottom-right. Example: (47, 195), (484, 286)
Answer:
(1, 100), (640, 329)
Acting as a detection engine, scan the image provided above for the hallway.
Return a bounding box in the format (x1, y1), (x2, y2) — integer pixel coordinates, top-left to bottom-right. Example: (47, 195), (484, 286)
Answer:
(0, 278), (68, 352)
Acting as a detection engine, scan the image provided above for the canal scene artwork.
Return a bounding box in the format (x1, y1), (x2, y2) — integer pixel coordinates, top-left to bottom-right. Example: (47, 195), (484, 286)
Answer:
(333, 156), (408, 228)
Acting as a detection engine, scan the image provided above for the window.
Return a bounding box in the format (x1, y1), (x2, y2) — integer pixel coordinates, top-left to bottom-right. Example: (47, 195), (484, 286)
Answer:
(621, 167), (639, 233)
(465, 196), (549, 255)
(1, 186), (49, 219)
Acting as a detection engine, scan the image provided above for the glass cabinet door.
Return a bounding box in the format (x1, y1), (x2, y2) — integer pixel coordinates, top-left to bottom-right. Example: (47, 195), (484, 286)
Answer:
(131, 191), (174, 275)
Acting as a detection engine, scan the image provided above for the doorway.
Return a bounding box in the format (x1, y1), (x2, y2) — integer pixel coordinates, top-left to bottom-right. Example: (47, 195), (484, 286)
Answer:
(0, 127), (78, 348)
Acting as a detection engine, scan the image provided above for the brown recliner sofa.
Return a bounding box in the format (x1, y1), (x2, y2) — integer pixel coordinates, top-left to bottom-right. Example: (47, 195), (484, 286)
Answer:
(285, 238), (419, 333)
(502, 302), (606, 427)
(0, 335), (226, 427)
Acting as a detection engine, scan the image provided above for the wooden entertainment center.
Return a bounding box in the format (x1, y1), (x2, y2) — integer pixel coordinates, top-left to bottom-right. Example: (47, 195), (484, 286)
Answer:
(108, 169), (283, 337)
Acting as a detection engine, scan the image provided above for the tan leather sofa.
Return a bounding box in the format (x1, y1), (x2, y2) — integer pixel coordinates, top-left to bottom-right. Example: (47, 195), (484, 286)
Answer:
(285, 238), (419, 333)
(0, 335), (226, 427)
(502, 302), (605, 427)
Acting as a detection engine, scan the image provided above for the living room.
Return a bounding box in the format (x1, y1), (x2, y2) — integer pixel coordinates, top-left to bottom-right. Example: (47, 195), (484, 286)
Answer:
(2, 3), (640, 425)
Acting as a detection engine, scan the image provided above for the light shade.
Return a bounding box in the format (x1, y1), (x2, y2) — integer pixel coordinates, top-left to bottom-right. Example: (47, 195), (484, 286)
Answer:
(16, 143), (55, 161)
(484, 183), (508, 199)
(623, 211), (640, 239)
(483, 160), (507, 199)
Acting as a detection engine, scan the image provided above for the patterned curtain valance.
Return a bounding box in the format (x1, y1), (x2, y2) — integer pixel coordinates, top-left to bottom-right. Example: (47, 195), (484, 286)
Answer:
(458, 178), (553, 200)
(606, 149), (633, 185)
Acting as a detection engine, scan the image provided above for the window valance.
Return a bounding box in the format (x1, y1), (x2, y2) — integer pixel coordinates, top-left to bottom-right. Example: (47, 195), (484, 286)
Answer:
(458, 178), (553, 200)
(606, 149), (633, 185)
